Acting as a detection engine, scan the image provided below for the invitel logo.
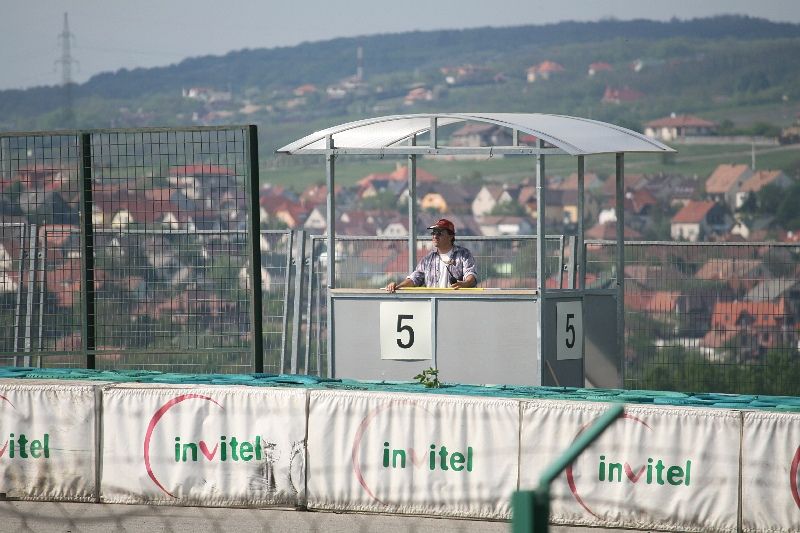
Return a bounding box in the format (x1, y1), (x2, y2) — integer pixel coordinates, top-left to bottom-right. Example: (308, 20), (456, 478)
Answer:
(351, 400), (476, 504)
(565, 413), (694, 519)
(0, 393), (50, 461)
(144, 392), (300, 499)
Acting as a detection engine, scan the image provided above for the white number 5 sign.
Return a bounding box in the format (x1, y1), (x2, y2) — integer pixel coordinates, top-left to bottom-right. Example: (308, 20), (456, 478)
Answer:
(380, 301), (432, 360)
(556, 300), (583, 360)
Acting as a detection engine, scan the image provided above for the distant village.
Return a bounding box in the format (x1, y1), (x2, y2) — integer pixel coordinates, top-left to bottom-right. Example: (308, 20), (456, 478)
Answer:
(179, 57), (678, 120)
(3, 50), (800, 358)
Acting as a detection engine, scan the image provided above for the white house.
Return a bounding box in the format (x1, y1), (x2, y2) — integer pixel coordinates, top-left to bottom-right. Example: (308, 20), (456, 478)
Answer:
(472, 184), (515, 217)
(303, 207), (327, 232)
(644, 114), (718, 142)
(670, 200), (729, 242)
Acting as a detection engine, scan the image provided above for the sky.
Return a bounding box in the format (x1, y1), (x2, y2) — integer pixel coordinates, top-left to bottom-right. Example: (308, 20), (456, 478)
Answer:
(1, 0), (799, 91)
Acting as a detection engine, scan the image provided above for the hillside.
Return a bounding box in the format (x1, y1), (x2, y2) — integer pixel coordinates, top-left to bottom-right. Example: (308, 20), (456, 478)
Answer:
(2, 15), (800, 186)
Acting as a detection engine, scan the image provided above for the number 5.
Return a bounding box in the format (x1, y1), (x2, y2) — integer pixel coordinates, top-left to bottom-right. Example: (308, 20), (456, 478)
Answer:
(397, 314), (415, 348)
(565, 313), (575, 349)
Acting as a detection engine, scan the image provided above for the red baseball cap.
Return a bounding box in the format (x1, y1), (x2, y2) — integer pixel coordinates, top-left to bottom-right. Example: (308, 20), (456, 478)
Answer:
(428, 218), (455, 234)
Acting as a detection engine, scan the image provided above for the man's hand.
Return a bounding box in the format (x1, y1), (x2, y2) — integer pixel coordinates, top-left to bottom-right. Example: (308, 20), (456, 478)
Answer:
(450, 275), (476, 290)
(385, 281), (398, 293)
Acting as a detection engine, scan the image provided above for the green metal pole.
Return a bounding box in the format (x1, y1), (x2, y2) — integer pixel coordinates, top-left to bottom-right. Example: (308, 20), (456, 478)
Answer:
(511, 403), (624, 533)
(78, 132), (96, 369)
(245, 125), (264, 373)
(537, 403), (624, 490)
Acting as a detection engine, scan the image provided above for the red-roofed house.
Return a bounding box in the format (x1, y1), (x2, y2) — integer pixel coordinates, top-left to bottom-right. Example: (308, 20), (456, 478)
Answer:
(735, 170), (791, 209)
(585, 221), (642, 240)
(705, 164), (753, 207)
(643, 114), (718, 142)
(14, 164), (71, 192)
(404, 87), (434, 105)
(588, 62), (613, 76)
(702, 299), (794, 358)
(602, 86), (644, 104)
(670, 200), (729, 241)
(694, 258), (770, 295)
(293, 84), (318, 96)
(526, 61), (565, 82)
(357, 164), (438, 188)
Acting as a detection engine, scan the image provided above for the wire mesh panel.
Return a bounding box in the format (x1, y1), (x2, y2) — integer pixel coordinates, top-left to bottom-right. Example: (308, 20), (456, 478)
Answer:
(38, 225), (83, 366)
(0, 134), (83, 367)
(304, 235), (565, 377)
(587, 241), (800, 395)
(87, 129), (252, 373)
(0, 224), (29, 363)
(1, 127), (276, 374)
(259, 230), (293, 374)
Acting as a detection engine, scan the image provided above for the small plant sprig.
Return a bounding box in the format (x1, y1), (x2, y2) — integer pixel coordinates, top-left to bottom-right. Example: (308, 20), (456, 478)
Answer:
(414, 367), (441, 388)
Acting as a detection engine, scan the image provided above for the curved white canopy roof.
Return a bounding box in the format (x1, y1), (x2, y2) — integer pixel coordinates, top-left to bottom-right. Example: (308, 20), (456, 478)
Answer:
(277, 112), (675, 156)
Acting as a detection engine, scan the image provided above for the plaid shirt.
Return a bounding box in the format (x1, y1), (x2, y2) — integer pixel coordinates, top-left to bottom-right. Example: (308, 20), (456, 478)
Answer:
(406, 244), (478, 287)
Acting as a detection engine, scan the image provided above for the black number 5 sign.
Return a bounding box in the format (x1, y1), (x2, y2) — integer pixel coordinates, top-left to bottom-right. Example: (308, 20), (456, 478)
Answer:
(556, 300), (583, 360)
(380, 302), (432, 360)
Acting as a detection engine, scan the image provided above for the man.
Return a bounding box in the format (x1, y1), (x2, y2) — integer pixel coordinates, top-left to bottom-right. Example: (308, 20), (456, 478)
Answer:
(385, 218), (478, 292)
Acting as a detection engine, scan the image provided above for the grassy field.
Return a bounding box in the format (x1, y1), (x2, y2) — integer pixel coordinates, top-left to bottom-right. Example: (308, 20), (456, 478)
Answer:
(261, 142), (800, 190)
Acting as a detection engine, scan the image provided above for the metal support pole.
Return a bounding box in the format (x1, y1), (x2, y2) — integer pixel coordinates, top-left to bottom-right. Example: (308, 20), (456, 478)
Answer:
(304, 238), (315, 375)
(36, 228), (47, 366)
(280, 230), (294, 372)
(291, 230), (306, 374)
(23, 224), (37, 367)
(325, 135), (335, 378)
(577, 156), (585, 290)
(536, 140), (546, 382)
(566, 235), (576, 290)
(246, 125), (265, 373)
(536, 141), (546, 294)
(13, 225), (26, 360)
(78, 133), (96, 369)
(407, 135), (417, 273)
(615, 153), (625, 369)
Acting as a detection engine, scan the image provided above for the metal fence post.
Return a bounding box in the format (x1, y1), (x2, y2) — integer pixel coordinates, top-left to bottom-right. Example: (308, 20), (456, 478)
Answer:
(246, 125), (265, 373)
(291, 230), (306, 374)
(279, 230), (294, 372)
(304, 237), (316, 375)
(325, 135), (335, 378)
(78, 133), (96, 369)
(23, 223), (37, 367)
(13, 224), (26, 362)
(615, 153), (625, 366)
(408, 135), (417, 272)
(577, 155), (585, 290)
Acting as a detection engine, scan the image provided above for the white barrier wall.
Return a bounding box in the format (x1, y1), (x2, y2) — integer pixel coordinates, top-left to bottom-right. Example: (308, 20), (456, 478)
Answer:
(2, 378), (799, 530)
(520, 400), (741, 533)
(306, 389), (520, 518)
(0, 379), (99, 501)
(100, 384), (306, 506)
(742, 411), (800, 533)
